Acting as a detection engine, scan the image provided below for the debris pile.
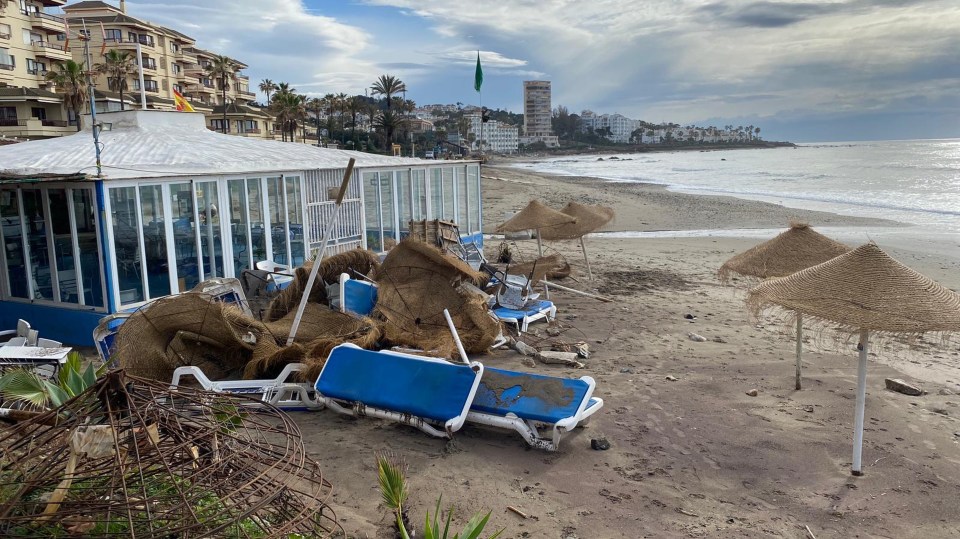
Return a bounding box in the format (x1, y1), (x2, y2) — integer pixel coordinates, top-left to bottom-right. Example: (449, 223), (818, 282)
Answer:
(0, 371), (341, 537)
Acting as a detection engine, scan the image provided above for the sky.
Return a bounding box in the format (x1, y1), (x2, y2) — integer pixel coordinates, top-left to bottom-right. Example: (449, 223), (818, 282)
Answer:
(114, 0), (960, 142)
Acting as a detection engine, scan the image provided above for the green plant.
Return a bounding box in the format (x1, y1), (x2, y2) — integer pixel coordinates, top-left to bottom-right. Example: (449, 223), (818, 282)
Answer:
(0, 351), (105, 408)
(376, 454), (502, 539)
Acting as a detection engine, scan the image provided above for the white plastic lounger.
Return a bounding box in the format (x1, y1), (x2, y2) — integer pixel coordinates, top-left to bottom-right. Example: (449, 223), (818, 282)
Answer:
(313, 343), (483, 439)
(170, 363), (319, 411)
(467, 368), (603, 451)
(492, 299), (557, 334)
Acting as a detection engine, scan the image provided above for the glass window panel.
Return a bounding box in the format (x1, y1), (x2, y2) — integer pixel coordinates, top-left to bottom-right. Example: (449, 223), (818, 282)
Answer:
(110, 186), (145, 304)
(397, 170), (411, 236)
(139, 185), (170, 298)
(442, 168), (455, 221)
(197, 181), (223, 278)
(468, 165), (481, 234)
(285, 177), (305, 267)
(247, 179), (266, 264)
(47, 189), (77, 303)
(0, 190), (27, 298)
(73, 189), (104, 307)
(22, 189), (52, 300)
(430, 168), (442, 220)
(169, 183), (199, 291)
(457, 166), (469, 229)
(266, 177), (288, 265)
(380, 173), (395, 247)
(363, 172), (381, 251)
(228, 179), (250, 276)
(412, 170), (426, 221)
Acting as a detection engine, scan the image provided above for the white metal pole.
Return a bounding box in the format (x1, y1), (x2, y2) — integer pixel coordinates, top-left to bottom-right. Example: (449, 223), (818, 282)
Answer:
(286, 159), (355, 345)
(443, 309), (470, 365)
(851, 328), (869, 476)
(795, 314), (803, 390)
(580, 236), (593, 280)
(135, 42), (146, 109)
(536, 228), (550, 299)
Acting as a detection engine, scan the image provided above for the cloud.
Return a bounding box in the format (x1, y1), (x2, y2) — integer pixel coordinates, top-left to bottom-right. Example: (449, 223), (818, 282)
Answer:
(697, 2), (844, 28)
(433, 51), (528, 68)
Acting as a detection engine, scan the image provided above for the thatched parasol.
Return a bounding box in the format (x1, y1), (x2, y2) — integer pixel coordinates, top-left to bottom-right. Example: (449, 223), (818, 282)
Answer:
(720, 223), (851, 389)
(747, 242), (960, 475)
(497, 200), (576, 297)
(540, 202), (615, 280)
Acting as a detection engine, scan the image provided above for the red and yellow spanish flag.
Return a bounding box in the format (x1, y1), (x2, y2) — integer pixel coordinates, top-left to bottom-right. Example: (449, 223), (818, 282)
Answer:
(173, 89), (195, 112)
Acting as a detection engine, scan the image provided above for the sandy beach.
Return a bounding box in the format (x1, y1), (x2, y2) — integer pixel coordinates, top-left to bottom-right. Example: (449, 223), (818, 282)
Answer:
(300, 164), (960, 538)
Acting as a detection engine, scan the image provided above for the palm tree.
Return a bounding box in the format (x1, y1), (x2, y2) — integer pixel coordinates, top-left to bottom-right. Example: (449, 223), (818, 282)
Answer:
(322, 93), (336, 141)
(306, 96), (323, 142)
(347, 95), (364, 146)
(46, 60), (87, 132)
(336, 92), (349, 142)
(95, 49), (135, 111)
(755, 126), (761, 140)
(259, 78), (277, 104)
(205, 55), (237, 133)
(270, 91), (305, 142)
(370, 74), (406, 146)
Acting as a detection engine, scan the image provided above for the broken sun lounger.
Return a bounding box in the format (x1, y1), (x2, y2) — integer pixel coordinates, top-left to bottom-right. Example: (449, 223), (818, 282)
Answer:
(491, 299), (557, 333)
(467, 367), (603, 451)
(314, 343), (483, 439)
(170, 363), (319, 411)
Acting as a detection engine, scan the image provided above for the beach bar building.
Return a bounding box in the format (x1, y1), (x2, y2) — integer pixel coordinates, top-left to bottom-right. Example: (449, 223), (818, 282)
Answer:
(0, 110), (482, 344)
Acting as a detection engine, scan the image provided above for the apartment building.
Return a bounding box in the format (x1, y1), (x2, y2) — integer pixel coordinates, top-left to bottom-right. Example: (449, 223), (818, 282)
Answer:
(520, 80), (558, 148)
(63, 1), (270, 137)
(466, 113), (518, 154)
(0, 0), (75, 140)
(579, 111), (638, 143)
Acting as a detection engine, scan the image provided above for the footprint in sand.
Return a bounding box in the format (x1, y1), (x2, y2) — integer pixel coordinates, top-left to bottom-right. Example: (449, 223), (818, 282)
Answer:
(702, 456), (721, 470)
(923, 440), (937, 450)
(908, 423), (922, 434)
(673, 428), (686, 438)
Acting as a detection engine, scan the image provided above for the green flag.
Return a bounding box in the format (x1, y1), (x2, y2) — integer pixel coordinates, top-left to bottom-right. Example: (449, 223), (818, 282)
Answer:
(474, 51), (483, 92)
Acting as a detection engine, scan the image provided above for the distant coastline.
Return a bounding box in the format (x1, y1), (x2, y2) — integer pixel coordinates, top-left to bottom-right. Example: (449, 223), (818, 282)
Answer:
(489, 140), (795, 161)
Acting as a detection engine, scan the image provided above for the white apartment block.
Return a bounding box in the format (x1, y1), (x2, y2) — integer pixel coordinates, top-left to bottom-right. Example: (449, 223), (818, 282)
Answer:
(466, 113), (518, 154)
(579, 111), (638, 143)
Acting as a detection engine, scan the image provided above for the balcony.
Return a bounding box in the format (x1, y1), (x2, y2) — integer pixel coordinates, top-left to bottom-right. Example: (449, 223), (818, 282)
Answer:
(237, 128), (262, 136)
(27, 67), (48, 80)
(29, 11), (66, 33)
(0, 30), (10, 40)
(0, 117), (74, 138)
(32, 40), (70, 61)
(140, 60), (157, 72)
(183, 62), (203, 75)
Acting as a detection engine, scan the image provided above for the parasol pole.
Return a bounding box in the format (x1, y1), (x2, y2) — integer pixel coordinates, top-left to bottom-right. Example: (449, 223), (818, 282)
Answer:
(286, 159), (355, 346)
(851, 328), (869, 476)
(795, 314), (803, 390)
(535, 227), (551, 299)
(443, 308), (470, 365)
(580, 236), (593, 280)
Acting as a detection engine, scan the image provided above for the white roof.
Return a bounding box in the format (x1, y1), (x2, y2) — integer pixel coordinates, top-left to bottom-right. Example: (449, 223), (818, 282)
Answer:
(0, 110), (438, 181)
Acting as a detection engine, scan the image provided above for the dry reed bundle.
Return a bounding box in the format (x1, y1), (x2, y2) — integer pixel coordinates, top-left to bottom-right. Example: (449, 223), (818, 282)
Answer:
(719, 222), (850, 283)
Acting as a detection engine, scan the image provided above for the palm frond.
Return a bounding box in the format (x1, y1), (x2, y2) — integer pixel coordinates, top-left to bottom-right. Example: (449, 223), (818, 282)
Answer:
(376, 453), (408, 512)
(0, 369), (50, 408)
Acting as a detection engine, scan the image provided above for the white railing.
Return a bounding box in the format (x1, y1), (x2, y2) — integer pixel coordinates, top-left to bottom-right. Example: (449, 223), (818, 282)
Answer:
(303, 168), (364, 251)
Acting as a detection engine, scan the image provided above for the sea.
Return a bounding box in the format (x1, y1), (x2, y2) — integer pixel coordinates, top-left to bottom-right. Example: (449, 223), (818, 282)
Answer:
(510, 139), (960, 260)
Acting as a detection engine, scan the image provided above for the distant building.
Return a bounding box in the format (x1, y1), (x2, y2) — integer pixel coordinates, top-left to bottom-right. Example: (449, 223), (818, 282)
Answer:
(466, 113), (518, 154)
(579, 111), (638, 143)
(0, 0), (75, 140)
(406, 117), (434, 134)
(520, 80), (558, 148)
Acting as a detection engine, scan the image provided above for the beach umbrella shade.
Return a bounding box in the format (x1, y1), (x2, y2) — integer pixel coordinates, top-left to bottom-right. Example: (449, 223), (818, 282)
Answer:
(719, 223), (851, 389)
(497, 200), (576, 297)
(540, 202), (616, 280)
(747, 243), (960, 475)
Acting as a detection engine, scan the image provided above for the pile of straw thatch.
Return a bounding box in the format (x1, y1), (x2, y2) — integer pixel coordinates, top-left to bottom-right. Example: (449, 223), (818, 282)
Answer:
(116, 240), (504, 383)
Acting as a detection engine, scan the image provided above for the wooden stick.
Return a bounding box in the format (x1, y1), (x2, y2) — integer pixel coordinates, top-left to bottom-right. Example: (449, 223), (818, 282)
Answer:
(546, 281), (614, 302)
(506, 506), (528, 519)
(805, 525), (816, 539)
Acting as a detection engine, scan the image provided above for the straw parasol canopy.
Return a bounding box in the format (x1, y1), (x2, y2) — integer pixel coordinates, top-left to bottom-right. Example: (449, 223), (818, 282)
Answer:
(496, 200), (576, 233)
(747, 242), (960, 334)
(539, 202), (615, 240)
(719, 222), (850, 283)
(747, 242), (960, 475)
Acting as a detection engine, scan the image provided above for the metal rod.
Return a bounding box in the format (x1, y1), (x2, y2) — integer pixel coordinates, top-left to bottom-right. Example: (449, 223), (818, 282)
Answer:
(80, 22), (102, 176)
(795, 314), (803, 390)
(545, 280), (613, 302)
(851, 329), (869, 476)
(286, 159), (355, 345)
(443, 308), (470, 365)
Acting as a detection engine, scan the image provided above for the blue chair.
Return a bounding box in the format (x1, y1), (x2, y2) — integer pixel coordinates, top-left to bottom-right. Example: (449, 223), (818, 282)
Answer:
(491, 299), (557, 334)
(467, 367), (603, 451)
(338, 273), (377, 317)
(314, 343), (483, 439)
